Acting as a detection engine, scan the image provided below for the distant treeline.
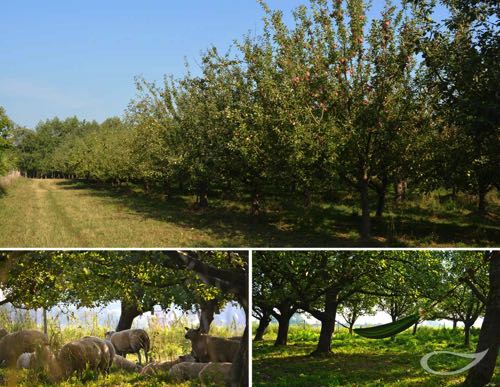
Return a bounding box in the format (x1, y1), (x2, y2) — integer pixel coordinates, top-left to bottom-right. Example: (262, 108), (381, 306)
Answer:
(4, 0), (499, 238)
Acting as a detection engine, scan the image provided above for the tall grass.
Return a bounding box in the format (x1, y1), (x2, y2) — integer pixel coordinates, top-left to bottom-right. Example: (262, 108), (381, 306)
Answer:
(0, 307), (243, 386)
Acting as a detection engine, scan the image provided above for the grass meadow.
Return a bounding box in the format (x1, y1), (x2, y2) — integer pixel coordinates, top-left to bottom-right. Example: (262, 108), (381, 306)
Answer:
(0, 307), (243, 386)
(0, 177), (498, 247)
(252, 324), (500, 387)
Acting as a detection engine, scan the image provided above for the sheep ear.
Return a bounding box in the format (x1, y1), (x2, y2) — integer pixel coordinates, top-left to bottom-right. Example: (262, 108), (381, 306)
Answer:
(184, 327), (189, 331)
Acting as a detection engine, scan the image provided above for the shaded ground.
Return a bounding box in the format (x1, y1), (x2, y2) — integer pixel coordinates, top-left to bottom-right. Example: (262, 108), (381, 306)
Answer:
(0, 178), (497, 247)
(253, 328), (500, 386)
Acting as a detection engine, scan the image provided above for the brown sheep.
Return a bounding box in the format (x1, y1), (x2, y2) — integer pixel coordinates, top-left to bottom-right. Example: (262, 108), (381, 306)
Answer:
(0, 330), (49, 366)
(112, 354), (142, 373)
(185, 328), (240, 363)
(140, 354), (196, 376)
(57, 338), (110, 379)
(105, 329), (150, 365)
(169, 361), (208, 381)
(199, 362), (232, 387)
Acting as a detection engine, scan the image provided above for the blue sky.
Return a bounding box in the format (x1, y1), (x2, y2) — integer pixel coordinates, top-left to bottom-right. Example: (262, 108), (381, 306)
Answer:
(1, 1), (447, 128)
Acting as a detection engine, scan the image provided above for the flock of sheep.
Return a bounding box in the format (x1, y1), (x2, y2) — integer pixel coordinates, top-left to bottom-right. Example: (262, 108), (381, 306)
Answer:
(0, 326), (241, 386)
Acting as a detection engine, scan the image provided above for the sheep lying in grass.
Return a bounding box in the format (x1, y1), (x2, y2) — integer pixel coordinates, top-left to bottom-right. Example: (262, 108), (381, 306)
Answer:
(57, 338), (111, 379)
(113, 354), (142, 373)
(16, 345), (59, 378)
(105, 329), (150, 365)
(169, 362), (208, 381)
(185, 328), (240, 362)
(16, 352), (36, 370)
(0, 330), (49, 367)
(199, 362), (232, 387)
(140, 354), (196, 375)
(0, 328), (8, 340)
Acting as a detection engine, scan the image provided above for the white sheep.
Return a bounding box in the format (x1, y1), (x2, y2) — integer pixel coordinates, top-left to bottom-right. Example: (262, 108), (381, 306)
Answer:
(169, 361), (208, 381)
(105, 329), (150, 365)
(16, 352), (36, 370)
(112, 354), (142, 373)
(184, 328), (240, 363)
(198, 362), (232, 387)
(56, 338), (110, 379)
(140, 354), (196, 376)
(81, 336), (115, 373)
(0, 330), (49, 367)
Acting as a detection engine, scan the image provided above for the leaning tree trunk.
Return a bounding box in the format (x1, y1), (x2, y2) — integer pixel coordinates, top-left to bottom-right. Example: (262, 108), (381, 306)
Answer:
(116, 301), (144, 332)
(199, 298), (218, 334)
(412, 322), (418, 335)
(274, 313), (292, 346)
(463, 252), (500, 386)
(311, 289), (339, 356)
(254, 310), (272, 341)
(230, 323), (249, 387)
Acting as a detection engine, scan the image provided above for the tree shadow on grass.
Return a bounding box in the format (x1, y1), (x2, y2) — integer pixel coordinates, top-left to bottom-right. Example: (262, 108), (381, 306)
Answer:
(53, 180), (499, 247)
(54, 180), (363, 247)
(253, 347), (464, 386)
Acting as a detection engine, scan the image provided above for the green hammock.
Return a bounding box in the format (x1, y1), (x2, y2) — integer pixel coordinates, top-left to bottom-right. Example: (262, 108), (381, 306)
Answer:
(353, 314), (420, 339)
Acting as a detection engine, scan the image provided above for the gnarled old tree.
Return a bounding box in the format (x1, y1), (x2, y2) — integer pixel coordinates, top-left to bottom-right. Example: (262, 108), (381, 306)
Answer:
(164, 251), (248, 387)
(463, 251), (499, 387)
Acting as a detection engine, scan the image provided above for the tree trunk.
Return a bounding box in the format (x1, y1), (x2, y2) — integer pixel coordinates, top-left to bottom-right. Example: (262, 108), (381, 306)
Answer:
(251, 191), (260, 217)
(197, 182), (209, 208)
(463, 252), (500, 386)
(376, 189), (386, 218)
(199, 298), (218, 334)
(359, 179), (371, 240)
(477, 185), (487, 216)
(452, 319), (458, 330)
(394, 179), (407, 203)
(274, 314), (292, 346)
(412, 322), (418, 335)
(116, 301), (143, 332)
(349, 322), (354, 335)
(254, 310), (272, 341)
(464, 322), (472, 347)
(311, 288), (339, 356)
(43, 308), (48, 335)
(230, 322), (248, 387)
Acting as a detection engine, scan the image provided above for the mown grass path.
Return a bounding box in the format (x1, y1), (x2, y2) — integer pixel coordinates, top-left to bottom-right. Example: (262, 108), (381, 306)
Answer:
(0, 178), (227, 247)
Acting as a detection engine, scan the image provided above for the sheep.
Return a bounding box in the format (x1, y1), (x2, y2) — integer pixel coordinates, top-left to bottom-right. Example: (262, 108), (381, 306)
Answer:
(81, 336), (114, 373)
(57, 338), (110, 379)
(112, 354), (142, 373)
(16, 345), (61, 380)
(0, 328), (8, 340)
(0, 330), (49, 366)
(140, 354), (196, 376)
(105, 329), (150, 365)
(169, 362), (208, 381)
(198, 362), (232, 387)
(16, 352), (36, 370)
(184, 328), (240, 363)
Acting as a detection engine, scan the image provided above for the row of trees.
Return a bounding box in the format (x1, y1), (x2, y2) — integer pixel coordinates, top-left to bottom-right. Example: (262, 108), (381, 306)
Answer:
(252, 250), (499, 386)
(0, 251), (249, 386)
(4, 0), (499, 239)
